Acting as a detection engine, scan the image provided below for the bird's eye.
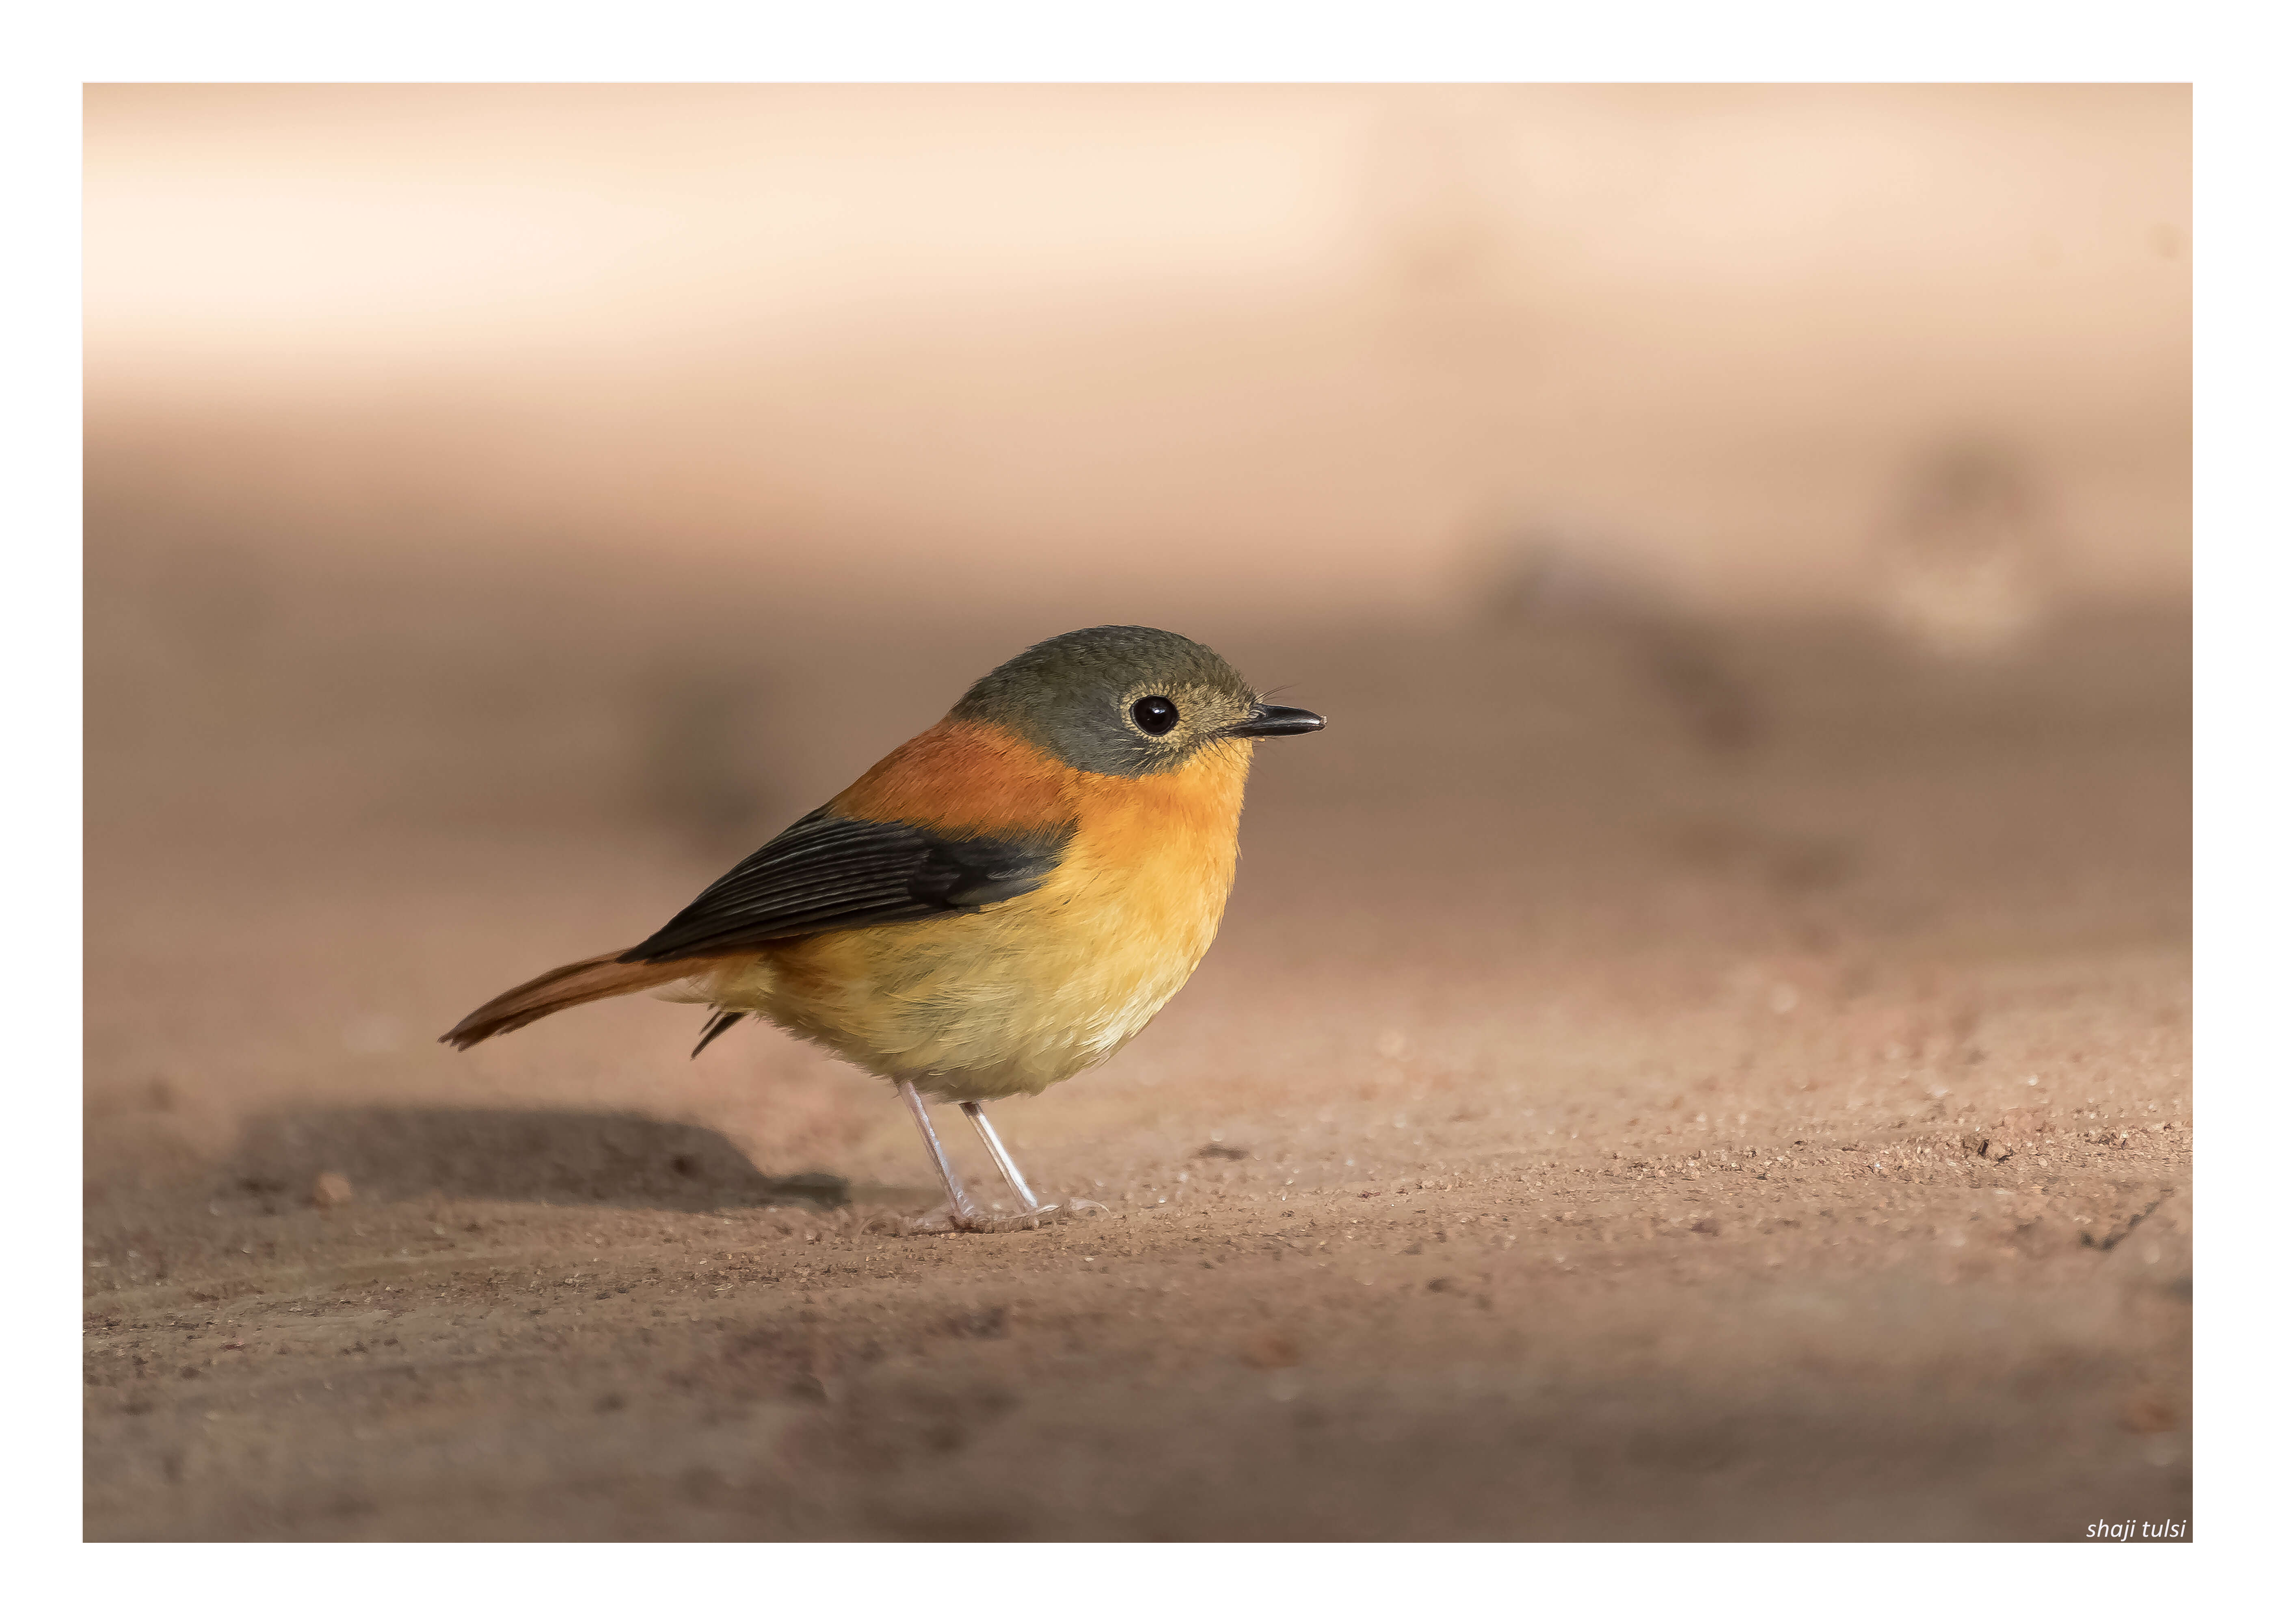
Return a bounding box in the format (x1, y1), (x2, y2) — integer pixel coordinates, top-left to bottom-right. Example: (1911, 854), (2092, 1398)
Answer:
(1131, 695), (1178, 735)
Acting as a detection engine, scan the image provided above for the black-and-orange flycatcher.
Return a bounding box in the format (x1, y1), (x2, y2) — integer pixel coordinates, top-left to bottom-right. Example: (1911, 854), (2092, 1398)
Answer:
(443, 626), (1323, 1229)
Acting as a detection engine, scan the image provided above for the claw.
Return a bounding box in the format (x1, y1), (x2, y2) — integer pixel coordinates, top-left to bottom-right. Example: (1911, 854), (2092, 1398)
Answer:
(904, 1203), (1064, 1235)
(900, 1203), (1062, 1235)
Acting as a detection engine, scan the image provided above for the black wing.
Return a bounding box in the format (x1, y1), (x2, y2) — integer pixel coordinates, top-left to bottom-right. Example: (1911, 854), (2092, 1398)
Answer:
(618, 809), (1070, 965)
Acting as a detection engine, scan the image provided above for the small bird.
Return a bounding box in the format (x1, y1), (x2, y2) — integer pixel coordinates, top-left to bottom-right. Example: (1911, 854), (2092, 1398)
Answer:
(442, 626), (1323, 1229)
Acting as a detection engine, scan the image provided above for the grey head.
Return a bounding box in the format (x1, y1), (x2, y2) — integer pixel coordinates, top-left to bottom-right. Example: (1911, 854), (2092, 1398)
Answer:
(950, 625), (1323, 777)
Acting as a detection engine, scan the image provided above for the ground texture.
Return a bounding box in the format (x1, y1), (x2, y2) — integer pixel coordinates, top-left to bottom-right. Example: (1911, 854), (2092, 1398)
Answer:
(85, 609), (2191, 1540)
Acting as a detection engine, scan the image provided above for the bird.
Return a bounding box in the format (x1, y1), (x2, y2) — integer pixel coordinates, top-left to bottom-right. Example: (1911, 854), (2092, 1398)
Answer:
(441, 625), (1324, 1230)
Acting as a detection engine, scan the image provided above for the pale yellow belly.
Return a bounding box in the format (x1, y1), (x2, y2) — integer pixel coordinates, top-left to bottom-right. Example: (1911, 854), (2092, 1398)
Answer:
(672, 828), (1237, 1099)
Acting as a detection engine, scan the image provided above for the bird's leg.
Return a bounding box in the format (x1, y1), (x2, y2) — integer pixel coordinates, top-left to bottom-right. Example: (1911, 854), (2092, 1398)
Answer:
(960, 1101), (1056, 1218)
(898, 1081), (982, 1230)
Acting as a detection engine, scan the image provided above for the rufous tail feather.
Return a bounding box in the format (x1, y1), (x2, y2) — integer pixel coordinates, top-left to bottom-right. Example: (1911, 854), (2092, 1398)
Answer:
(440, 950), (709, 1049)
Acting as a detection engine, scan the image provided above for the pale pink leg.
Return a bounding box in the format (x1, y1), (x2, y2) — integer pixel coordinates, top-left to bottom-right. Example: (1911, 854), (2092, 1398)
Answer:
(961, 1101), (1043, 1213)
(898, 1081), (981, 1227)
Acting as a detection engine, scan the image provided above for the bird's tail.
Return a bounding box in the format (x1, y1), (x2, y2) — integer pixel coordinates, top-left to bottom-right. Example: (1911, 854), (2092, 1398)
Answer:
(440, 950), (706, 1050)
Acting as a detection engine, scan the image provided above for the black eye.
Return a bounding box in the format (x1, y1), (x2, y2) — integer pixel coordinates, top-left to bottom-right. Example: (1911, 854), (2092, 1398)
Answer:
(1131, 695), (1178, 735)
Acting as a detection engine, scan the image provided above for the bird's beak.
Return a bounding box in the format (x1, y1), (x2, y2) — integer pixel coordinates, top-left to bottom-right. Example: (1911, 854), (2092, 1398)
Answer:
(1223, 702), (1325, 739)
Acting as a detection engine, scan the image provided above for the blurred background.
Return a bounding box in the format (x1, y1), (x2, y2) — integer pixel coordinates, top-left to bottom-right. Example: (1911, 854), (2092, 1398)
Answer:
(84, 84), (2191, 1539)
(84, 80), (2191, 1129)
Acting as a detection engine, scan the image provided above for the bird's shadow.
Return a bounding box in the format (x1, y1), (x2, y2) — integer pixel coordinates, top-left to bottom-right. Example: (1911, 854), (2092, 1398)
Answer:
(225, 1107), (858, 1213)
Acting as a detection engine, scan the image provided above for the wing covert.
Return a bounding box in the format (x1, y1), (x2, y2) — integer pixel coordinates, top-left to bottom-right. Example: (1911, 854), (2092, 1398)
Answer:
(618, 809), (1070, 964)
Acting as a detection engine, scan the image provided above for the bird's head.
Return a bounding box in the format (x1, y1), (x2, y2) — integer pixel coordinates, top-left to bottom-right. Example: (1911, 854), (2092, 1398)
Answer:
(950, 625), (1323, 777)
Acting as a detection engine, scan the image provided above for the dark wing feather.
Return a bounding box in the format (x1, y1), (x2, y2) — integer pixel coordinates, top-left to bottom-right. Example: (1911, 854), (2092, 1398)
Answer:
(620, 809), (1070, 965)
(690, 1009), (748, 1058)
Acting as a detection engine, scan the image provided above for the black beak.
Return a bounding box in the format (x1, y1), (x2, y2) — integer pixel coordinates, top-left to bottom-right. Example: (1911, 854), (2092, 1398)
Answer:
(1224, 702), (1325, 739)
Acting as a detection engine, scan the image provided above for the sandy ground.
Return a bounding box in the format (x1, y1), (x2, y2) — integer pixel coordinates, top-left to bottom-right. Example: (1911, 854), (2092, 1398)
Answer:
(84, 600), (2190, 1540)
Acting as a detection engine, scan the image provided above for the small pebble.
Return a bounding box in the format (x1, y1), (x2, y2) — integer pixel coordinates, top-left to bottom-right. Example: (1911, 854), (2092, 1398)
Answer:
(311, 1172), (354, 1210)
(1241, 1331), (1301, 1370)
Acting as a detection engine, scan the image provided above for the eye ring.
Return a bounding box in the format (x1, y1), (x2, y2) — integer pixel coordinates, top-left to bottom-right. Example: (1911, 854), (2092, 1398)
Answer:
(1131, 695), (1179, 736)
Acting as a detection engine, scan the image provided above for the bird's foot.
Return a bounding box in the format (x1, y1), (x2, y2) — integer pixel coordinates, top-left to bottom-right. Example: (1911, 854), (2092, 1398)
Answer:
(900, 1203), (1064, 1235)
